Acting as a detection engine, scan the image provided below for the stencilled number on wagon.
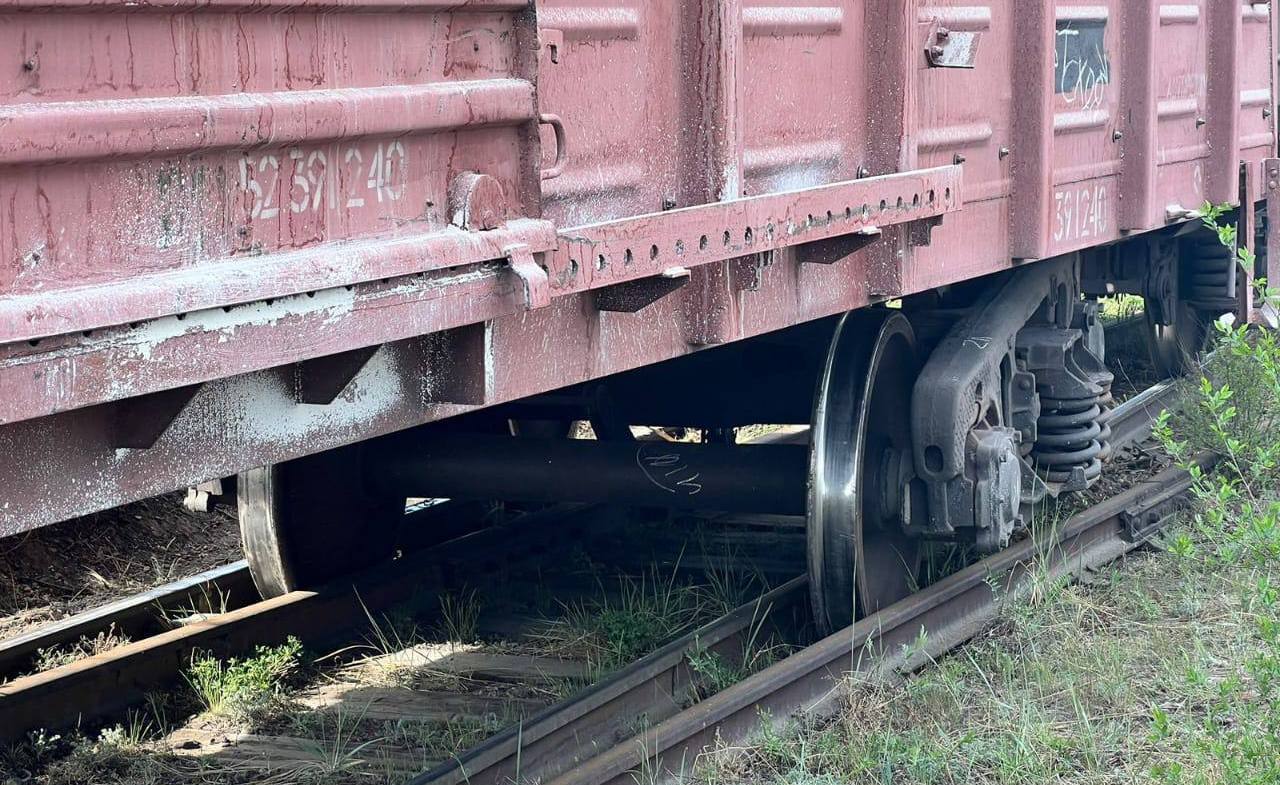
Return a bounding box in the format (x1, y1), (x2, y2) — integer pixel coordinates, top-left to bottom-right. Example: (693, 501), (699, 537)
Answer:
(1053, 184), (1108, 243)
(238, 141), (409, 218)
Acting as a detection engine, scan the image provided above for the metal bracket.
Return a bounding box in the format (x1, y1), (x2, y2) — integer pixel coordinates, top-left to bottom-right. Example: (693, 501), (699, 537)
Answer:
(1120, 492), (1190, 544)
(907, 215), (944, 247)
(732, 254), (771, 292)
(110, 383), (202, 449)
(293, 345), (380, 405)
(595, 267), (690, 313)
(539, 27), (564, 64)
(505, 244), (551, 310)
(797, 227), (882, 265)
(925, 22), (980, 69)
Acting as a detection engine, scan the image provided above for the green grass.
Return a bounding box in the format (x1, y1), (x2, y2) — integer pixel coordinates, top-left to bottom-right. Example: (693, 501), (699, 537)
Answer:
(535, 562), (696, 671)
(30, 625), (131, 673)
(382, 712), (509, 762)
(536, 554), (770, 679)
(184, 636), (303, 720)
(1097, 293), (1145, 324)
(437, 588), (482, 644)
(687, 605), (790, 702)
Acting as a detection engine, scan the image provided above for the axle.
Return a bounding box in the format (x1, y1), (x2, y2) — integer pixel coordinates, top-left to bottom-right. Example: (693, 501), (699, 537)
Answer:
(365, 435), (810, 515)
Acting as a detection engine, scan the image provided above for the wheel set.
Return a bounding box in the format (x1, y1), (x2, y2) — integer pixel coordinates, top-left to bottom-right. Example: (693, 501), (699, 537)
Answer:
(240, 310), (927, 631)
(242, 243), (1229, 631)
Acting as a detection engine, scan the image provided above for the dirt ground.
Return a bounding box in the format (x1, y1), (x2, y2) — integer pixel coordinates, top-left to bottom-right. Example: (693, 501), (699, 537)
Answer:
(0, 494), (242, 641)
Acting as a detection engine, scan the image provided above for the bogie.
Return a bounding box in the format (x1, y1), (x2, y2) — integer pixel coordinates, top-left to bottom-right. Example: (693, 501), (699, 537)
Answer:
(239, 246), (1216, 633)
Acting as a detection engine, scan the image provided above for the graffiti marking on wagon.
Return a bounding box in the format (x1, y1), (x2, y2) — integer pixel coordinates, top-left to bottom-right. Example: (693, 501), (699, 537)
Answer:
(636, 445), (704, 497)
(1054, 20), (1111, 111)
(237, 141), (408, 219)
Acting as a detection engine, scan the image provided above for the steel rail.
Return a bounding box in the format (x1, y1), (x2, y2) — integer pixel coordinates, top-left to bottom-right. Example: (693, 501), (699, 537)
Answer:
(0, 560), (254, 680)
(0, 503), (590, 741)
(1108, 377), (1182, 448)
(545, 452), (1216, 785)
(411, 578), (810, 785)
(0, 498), (494, 682)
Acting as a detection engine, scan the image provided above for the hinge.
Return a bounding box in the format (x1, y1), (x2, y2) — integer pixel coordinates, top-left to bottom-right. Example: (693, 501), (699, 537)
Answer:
(925, 22), (980, 69)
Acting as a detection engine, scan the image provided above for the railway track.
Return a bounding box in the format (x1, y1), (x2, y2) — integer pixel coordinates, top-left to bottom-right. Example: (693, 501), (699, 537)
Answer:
(0, 501), (602, 739)
(529, 451), (1213, 785)
(411, 385), (1194, 785)
(0, 374), (1191, 784)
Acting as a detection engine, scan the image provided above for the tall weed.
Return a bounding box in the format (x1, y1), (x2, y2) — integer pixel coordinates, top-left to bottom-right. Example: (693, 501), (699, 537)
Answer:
(1148, 219), (1280, 782)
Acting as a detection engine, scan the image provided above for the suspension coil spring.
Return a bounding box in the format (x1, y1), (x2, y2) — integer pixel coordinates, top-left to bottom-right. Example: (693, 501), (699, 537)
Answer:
(1095, 382), (1115, 463)
(1032, 393), (1106, 486)
(1184, 234), (1235, 307)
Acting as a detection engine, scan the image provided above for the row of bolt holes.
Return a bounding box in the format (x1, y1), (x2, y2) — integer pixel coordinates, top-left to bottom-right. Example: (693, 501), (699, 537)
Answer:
(583, 188), (948, 273)
(27, 189), (948, 346)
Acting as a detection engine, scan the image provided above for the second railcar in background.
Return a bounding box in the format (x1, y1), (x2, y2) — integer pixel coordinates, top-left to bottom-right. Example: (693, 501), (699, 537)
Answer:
(0, 1), (1276, 630)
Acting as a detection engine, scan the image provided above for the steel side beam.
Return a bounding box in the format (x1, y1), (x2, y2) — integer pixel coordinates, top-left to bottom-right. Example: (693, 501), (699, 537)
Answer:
(556, 165), (962, 293)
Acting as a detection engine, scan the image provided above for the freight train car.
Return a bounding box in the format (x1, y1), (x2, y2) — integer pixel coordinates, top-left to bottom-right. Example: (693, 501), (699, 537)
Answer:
(1, 1), (1276, 631)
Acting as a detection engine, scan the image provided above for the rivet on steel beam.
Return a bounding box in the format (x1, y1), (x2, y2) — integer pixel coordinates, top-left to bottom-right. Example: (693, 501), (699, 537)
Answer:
(953, 153), (966, 165)
(22, 59), (36, 72)
(936, 28), (951, 39)
(1265, 107), (1273, 119)
(662, 198), (678, 211)
(930, 45), (946, 58)
(998, 146), (1011, 160)
(856, 166), (871, 179)
(1195, 117), (1207, 128)
(1112, 130), (1123, 142)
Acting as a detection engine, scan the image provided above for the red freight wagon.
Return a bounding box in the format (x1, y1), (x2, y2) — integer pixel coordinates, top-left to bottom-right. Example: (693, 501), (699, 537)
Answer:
(1, 1), (1276, 627)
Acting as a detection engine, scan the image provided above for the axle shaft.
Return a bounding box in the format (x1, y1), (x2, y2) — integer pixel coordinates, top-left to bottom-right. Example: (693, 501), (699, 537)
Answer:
(366, 436), (809, 515)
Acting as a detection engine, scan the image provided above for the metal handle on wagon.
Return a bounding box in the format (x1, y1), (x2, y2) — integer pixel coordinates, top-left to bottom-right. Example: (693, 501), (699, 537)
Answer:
(539, 113), (567, 180)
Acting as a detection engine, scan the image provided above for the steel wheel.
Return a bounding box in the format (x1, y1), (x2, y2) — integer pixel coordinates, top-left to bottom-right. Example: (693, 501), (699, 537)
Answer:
(1145, 301), (1210, 378)
(808, 310), (922, 633)
(1146, 231), (1235, 377)
(238, 445), (404, 598)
